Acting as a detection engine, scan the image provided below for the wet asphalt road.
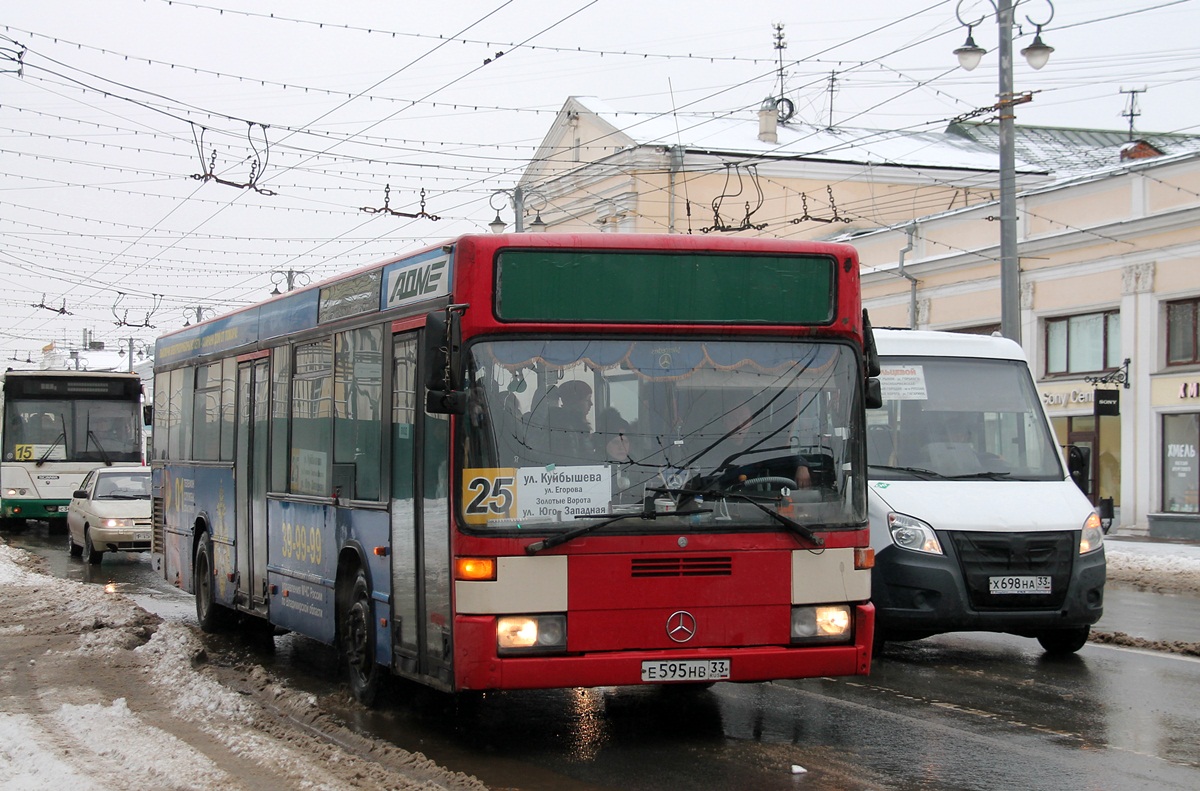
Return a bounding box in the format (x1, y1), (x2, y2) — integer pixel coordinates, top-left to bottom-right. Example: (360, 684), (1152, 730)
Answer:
(5, 522), (1199, 791)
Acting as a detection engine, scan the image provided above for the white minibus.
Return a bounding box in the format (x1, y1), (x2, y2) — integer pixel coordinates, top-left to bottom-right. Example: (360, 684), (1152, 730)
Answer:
(868, 329), (1105, 655)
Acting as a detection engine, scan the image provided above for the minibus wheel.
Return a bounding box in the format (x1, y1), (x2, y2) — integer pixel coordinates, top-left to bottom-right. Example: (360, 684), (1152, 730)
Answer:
(1036, 626), (1089, 655)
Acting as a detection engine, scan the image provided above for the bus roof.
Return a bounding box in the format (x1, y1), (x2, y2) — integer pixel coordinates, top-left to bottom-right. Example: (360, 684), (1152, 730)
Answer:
(873, 328), (1027, 362)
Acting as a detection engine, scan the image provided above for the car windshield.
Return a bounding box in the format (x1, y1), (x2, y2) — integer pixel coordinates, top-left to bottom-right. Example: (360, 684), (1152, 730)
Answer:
(460, 337), (866, 531)
(94, 472), (151, 499)
(867, 356), (1064, 481)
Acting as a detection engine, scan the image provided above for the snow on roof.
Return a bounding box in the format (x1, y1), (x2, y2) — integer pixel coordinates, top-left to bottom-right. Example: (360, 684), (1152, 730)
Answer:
(949, 122), (1200, 179)
(569, 96), (1044, 176)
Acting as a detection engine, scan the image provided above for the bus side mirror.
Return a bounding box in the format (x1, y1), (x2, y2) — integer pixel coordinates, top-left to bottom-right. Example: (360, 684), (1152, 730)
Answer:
(143, 405), (153, 426)
(1066, 445), (1090, 494)
(424, 308), (467, 415)
(864, 377), (882, 409)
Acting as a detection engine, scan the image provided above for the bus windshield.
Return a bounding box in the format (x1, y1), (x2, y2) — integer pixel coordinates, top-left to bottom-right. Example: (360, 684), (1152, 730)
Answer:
(462, 337), (865, 530)
(867, 356), (1064, 481)
(3, 398), (141, 464)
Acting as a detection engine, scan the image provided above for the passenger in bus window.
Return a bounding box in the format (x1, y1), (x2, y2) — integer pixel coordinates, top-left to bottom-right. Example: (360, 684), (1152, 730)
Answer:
(547, 380), (596, 460)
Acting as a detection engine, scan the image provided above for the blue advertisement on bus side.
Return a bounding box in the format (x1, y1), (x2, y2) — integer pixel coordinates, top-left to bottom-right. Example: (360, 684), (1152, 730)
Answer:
(159, 464), (392, 666)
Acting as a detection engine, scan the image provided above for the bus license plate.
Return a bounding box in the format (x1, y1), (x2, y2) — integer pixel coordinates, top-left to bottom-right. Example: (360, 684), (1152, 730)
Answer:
(989, 575), (1051, 594)
(641, 659), (730, 683)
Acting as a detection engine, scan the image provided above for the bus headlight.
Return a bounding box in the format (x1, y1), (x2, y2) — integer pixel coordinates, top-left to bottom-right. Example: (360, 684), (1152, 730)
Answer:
(496, 614), (567, 654)
(791, 605), (852, 644)
(102, 518), (135, 529)
(887, 512), (943, 554)
(1079, 512), (1104, 554)
(5, 488), (27, 497)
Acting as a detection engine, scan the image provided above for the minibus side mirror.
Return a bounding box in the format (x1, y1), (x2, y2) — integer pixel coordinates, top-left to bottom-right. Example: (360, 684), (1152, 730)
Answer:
(1066, 445), (1091, 494)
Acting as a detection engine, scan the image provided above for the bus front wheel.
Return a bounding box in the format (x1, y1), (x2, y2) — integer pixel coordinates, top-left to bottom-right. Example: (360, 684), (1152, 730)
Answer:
(341, 567), (382, 706)
(194, 534), (230, 632)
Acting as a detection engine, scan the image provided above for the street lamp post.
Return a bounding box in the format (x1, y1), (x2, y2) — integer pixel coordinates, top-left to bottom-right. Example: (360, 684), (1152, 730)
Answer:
(270, 269), (311, 296)
(117, 338), (152, 372)
(953, 0), (1055, 344)
(489, 186), (548, 233)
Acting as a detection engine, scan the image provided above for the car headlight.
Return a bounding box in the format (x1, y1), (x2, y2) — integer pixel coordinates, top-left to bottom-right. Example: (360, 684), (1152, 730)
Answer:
(887, 512), (943, 554)
(101, 517), (135, 529)
(791, 605), (853, 644)
(496, 614), (567, 654)
(1079, 512), (1104, 554)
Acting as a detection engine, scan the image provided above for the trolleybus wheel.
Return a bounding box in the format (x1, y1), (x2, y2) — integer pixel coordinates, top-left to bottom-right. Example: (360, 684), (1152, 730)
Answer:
(342, 567), (382, 706)
(83, 528), (104, 566)
(194, 533), (230, 632)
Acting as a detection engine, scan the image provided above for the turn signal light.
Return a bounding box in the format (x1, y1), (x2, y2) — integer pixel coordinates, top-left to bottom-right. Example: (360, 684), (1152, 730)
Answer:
(854, 547), (875, 569)
(455, 557), (496, 581)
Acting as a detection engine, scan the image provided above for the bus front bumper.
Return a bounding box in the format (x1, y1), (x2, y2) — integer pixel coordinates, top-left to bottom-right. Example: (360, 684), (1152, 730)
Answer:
(2, 500), (68, 521)
(452, 604), (874, 691)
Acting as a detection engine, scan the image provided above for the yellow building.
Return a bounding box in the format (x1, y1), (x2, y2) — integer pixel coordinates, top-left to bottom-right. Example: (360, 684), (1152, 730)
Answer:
(522, 97), (1200, 538)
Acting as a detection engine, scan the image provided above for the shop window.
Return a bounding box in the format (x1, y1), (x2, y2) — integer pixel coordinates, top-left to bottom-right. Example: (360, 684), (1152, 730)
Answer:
(1045, 311), (1120, 376)
(1162, 413), (1200, 514)
(1166, 298), (1200, 366)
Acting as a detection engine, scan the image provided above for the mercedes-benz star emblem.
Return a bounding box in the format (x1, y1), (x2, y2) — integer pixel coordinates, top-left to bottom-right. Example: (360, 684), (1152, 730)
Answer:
(666, 610), (697, 643)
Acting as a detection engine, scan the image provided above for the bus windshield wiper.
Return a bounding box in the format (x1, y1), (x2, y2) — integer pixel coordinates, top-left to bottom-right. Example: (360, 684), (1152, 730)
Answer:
(35, 432), (65, 467)
(524, 501), (712, 555)
(87, 431), (113, 466)
(692, 485), (824, 547)
(867, 463), (944, 479)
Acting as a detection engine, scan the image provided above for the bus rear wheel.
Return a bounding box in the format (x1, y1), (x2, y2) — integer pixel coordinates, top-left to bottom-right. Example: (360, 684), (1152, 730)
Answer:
(194, 534), (231, 632)
(341, 567), (382, 706)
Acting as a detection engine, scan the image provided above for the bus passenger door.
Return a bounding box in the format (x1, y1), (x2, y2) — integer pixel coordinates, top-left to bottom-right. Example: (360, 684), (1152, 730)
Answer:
(391, 332), (453, 687)
(236, 359), (271, 617)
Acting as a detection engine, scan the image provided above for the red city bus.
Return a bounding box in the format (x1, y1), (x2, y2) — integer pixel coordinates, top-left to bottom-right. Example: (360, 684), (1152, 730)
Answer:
(151, 233), (879, 704)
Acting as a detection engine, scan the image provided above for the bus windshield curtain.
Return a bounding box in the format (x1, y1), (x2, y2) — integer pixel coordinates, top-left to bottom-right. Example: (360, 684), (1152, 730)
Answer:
(483, 339), (836, 382)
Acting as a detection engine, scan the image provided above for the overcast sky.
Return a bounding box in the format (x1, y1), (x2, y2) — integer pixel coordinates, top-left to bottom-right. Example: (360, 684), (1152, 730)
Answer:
(1, 0), (1196, 363)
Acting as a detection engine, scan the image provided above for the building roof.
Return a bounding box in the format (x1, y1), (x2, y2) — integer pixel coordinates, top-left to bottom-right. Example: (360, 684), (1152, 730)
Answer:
(947, 122), (1200, 179)
(566, 96), (1046, 177)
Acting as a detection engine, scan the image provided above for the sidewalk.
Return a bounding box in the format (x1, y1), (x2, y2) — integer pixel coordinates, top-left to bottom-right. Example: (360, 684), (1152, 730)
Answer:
(1094, 535), (1200, 648)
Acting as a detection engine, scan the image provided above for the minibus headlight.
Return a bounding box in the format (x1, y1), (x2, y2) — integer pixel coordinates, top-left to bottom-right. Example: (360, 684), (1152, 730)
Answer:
(496, 614), (567, 654)
(791, 605), (852, 644)
(887, 512), (943, 554)
(1079, 512), (1104, 554)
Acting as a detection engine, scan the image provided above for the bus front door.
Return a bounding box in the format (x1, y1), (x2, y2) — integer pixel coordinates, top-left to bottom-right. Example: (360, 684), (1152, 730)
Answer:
(236, 359), (270, 617)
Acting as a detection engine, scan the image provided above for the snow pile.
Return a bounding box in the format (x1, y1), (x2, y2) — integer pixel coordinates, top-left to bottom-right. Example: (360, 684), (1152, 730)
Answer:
(1104, 539), (1200, 596)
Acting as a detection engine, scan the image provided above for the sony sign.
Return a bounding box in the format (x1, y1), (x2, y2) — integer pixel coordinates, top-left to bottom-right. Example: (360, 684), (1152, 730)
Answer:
(384, 254), (450, 311)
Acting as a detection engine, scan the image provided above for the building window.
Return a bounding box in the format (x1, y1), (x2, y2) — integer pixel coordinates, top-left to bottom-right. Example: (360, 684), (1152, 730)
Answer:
(1162, 413), (1200, 514)
(1045, 311), (1120, 376)
(1167, 298), (1200, 366)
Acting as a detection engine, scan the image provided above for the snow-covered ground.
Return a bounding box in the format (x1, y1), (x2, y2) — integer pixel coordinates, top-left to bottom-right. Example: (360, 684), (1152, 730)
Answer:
(1, 535), (1197, 789)
(0, 540), (485, 791)
(1103, 536), (1200, 596)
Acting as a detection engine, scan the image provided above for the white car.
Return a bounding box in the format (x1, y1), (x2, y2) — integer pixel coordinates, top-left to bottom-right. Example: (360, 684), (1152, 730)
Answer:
(66, 466), (152, 565)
